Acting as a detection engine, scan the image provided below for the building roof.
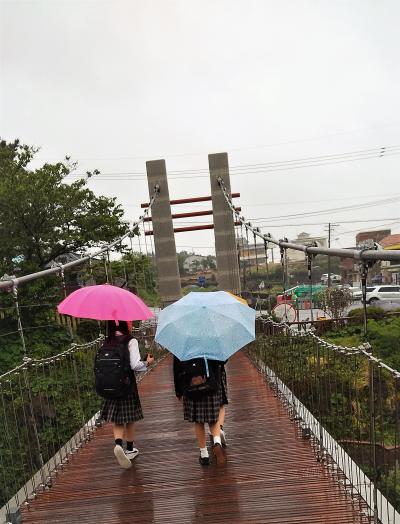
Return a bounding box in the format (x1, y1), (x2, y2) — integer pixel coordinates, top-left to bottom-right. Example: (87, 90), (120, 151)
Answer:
(380, 234), (400, 249)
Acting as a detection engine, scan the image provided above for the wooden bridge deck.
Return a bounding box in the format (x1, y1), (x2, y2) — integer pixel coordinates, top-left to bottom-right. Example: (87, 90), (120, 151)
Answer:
(21, 353), (369, 523)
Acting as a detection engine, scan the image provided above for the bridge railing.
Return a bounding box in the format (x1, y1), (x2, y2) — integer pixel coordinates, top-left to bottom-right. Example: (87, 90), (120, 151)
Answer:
(0, 335), (165, 523)
(250, 318), (400, 524)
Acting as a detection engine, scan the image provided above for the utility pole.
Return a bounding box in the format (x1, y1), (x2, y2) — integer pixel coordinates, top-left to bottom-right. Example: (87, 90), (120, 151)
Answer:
(328, 223), (332, 288)
(325, 222), (338, 288)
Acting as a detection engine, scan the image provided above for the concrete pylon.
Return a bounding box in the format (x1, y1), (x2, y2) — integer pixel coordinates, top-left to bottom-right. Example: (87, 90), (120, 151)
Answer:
(208, 153), (241, 294)
(146, 160), (181, 305)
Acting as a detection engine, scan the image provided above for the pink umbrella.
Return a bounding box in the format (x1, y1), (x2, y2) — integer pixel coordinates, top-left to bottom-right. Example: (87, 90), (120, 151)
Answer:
(57, 284), (154, 321)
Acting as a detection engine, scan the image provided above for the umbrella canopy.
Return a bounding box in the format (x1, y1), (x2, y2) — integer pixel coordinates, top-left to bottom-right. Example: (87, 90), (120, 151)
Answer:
(226, 292), (249, 305)
(57, 284), (154, 321)
(155, 291), (255, 361)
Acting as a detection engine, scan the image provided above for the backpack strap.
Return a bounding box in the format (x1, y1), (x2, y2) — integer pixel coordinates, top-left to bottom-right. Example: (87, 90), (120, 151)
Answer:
(203, 356), (209, 378)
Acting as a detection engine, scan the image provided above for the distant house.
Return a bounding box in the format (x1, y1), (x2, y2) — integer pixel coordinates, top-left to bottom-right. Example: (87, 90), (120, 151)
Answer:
(183, 255), (207, 273)
(339, 248), (359, 285)
(320, 273), (341, 285)
(355, 229), (395, 285)
(356, 229), (391, 246)
(237, 237), (266, 268)
(288, 232), (327, 262)
(380, 234), (400, 285)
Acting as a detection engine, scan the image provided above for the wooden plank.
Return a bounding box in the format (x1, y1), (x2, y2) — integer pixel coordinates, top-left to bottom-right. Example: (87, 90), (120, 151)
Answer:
(21, 353), (369, 523)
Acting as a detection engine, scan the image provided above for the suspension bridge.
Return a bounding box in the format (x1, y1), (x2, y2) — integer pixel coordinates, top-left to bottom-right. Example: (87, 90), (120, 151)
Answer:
(1, 152), (400, 524)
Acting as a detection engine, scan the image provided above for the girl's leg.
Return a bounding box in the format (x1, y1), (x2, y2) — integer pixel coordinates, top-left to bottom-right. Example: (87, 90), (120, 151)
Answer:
(209, 411), (227, 465)
(113, 423), (124, 441)
(209, 406), (226, 440)
(194, 422), (206, 448)
(209, 420), (221, 440)
(113, 423), (132, 469)
(125, 422), (135, 443)
(218, 406), (227, 446)
(218, 406), (225, 428)
(112, 423), (135, 443)
(195, 423), (209, 465)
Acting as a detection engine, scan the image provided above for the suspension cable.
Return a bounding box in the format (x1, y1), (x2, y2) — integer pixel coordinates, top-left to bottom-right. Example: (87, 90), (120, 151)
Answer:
(12, 281), (27, 355)
(217, 177), (400, 264)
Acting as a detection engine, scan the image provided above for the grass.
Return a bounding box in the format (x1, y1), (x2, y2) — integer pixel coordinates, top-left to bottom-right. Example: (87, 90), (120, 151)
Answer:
(324, 316), (400, 371)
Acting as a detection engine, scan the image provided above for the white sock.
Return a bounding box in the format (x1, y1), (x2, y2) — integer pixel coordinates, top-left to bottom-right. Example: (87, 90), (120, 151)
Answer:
(213, 436), (222, 446)
(200, 447), (209, 458)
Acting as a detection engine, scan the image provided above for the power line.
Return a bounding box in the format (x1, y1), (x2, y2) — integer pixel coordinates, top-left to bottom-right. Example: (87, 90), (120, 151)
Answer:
(248, 195), (400, 222)
(64, 144), (400, 180)
(337, 221), (400, 237)
(172, 217), (400, 228)
(35, 122), (400, 161)
(163, 192), (400, 225)
(218, 177), (400, 264)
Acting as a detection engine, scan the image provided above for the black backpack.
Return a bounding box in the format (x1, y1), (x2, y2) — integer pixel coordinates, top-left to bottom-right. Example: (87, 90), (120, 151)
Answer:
(180, 358), (219, 400)
(94, 340), (133, 399)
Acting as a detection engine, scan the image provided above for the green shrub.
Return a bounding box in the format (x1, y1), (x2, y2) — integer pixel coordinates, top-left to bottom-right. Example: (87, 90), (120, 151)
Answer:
(348, 306), (386, 321)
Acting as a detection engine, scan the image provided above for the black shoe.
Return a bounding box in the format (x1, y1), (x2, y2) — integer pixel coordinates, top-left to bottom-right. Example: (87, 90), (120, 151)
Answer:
(199, 455), (210, 466)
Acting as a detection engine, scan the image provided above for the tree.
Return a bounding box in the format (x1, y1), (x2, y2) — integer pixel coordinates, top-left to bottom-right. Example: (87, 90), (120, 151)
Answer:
(0, 139), (133, 370)
(316, 287), (353, 319)
(177, 251), (189, 276)
(0, 139), (128, 275)
(191, 259), (201, 273)
(205, 255), (216, 270)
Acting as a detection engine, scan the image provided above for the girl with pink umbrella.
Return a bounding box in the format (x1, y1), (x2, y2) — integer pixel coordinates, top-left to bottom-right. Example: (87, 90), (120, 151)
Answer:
(99, 320), (154, 468)
(58, 284), (154, 469)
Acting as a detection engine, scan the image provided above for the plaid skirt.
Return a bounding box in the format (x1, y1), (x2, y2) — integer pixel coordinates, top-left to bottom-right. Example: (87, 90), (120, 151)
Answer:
(183, 369), (228, 424)
(100, 379), (143, 424)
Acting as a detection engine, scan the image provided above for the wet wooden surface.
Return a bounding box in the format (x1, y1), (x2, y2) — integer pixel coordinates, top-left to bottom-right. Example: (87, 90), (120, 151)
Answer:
(21, 352), (370, 523)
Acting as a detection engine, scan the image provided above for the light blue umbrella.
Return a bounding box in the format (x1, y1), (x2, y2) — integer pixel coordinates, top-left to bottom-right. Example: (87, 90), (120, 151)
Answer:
(155, 291), (256, 361)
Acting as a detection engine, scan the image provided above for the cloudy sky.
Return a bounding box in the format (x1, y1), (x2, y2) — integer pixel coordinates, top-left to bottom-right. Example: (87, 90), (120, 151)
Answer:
(1, 0), (400, 258)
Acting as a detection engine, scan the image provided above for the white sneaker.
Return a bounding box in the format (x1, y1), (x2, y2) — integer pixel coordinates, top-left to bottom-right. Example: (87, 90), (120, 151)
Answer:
(114, 445), (132, 469)
(125, 448), (139, 461)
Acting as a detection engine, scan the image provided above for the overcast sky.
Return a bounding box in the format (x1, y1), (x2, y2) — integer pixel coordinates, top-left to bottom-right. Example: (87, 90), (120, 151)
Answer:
(1, 0), (400, 258)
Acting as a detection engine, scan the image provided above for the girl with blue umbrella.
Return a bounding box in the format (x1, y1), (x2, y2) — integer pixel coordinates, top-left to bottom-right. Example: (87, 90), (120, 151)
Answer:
(173, 355), (228, 465)
(155, 291), (255, 466)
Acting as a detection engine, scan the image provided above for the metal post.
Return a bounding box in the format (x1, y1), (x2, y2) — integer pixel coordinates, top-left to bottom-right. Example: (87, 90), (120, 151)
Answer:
(23, 360), (46, 490)
(368, 359), (379, 523)
(328, 222), (332, 288)
(254, 230), (259, 273)
(280, 246), (289, 322)
(360, 263), (368, 337)
(316, 342), (324, 462)
(58, 266), (74, 340)
(307, 254), (314, 322)
(12, 282), (27, 355)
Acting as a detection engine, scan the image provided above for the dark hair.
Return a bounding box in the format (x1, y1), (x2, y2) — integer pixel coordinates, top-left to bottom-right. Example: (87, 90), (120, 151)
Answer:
(106, 320), (131, 342)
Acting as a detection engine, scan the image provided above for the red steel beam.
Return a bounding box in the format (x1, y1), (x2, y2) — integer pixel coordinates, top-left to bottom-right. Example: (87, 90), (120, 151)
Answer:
(145, 221), (241, 235)
(140, 192), (240, 208)
(143, 207), (241, 222)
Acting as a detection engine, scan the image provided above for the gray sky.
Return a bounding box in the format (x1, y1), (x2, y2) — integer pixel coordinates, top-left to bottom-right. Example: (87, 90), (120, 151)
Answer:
(1, 0), (400, 257)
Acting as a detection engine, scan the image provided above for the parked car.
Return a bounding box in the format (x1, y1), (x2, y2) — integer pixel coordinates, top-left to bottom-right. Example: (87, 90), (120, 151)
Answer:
(365, 285), (400, 304)
(321, 273), (341, 285)
(348, 286), (362, 301)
